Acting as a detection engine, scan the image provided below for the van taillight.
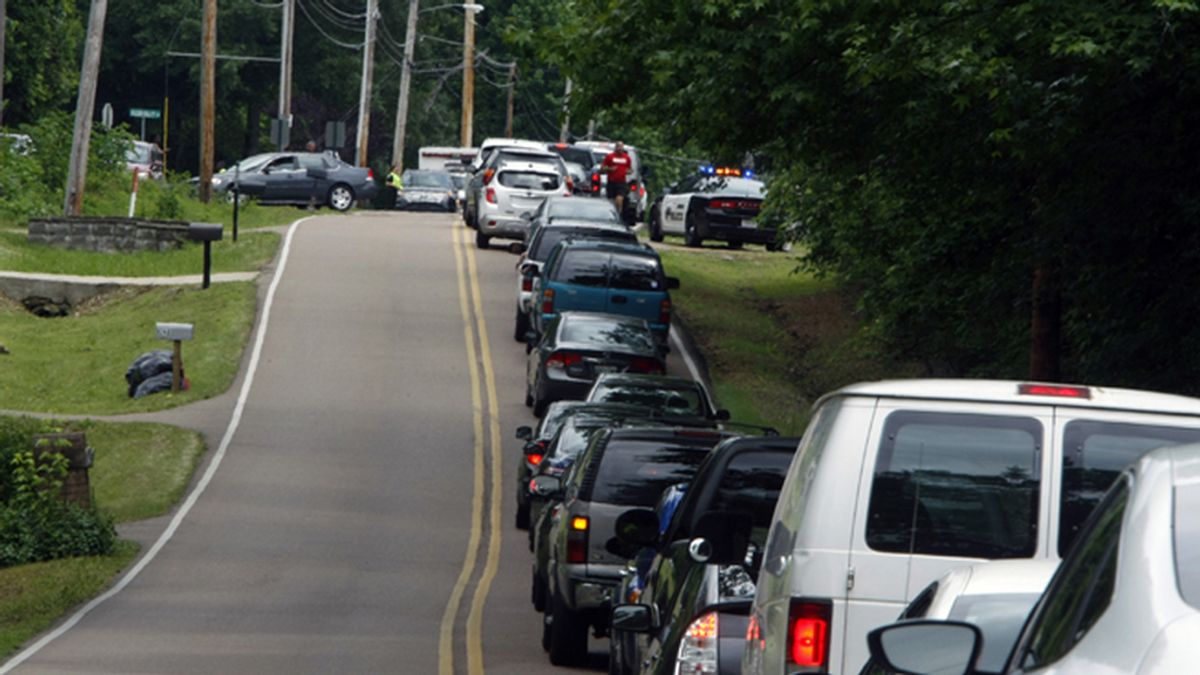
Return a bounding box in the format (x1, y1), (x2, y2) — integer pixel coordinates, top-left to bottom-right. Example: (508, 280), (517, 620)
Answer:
(787, 600), (831, 672)
(541, 288), (555, 314)
(1018, 383), (1091, 399)
(659, 299), (671, 325)
(567, 516), (588, 563)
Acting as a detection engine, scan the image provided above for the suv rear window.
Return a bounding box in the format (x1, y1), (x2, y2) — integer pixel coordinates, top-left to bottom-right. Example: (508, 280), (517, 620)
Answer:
(532, 229), (635, 261)
(866, 411), (1042, 559)
(608, 255), (662, 291)
(591, 441), (710, 504)
(708, 450), (793, 532)
(498, 171), (560, 191)
(556, 250), (609, 286)
(1060, 420), (1200, 554)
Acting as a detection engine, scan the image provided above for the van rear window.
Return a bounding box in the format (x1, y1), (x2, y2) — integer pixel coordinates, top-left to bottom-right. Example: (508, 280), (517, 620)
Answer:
(866, 411), (1042, 559)
(1060, 420), (1200, 555)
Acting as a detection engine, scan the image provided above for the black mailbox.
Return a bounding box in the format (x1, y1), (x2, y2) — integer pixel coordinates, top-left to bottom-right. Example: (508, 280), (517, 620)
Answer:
(188, 222), (224, 242)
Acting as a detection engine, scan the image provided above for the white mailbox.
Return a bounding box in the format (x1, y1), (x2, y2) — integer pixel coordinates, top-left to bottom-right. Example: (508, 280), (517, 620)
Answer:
(155, 322), (194, 341)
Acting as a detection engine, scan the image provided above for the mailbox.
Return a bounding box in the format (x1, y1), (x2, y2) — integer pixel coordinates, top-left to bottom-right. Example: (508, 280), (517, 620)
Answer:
(188, 222), (223, 242)
(156, 322), (194, 341)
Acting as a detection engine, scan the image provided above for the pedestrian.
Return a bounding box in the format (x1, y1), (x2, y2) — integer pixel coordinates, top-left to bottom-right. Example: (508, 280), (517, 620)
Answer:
(599, 141), (633, 220)
(305, 140), (317, 152)
(386, 166), (404, 210)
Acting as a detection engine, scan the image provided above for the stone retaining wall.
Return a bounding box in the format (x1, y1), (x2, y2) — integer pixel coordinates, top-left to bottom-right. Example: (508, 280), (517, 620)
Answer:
(28, 216), (189, 253)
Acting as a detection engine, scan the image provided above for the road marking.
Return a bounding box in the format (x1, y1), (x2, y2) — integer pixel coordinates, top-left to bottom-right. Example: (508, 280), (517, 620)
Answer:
(463, 236), (504, 675)
(0, 215), (319, 675)
(440, 226), (487, 675)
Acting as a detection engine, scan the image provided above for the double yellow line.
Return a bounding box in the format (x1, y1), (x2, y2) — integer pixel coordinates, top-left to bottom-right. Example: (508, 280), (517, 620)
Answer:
(441, 225), (505, 675)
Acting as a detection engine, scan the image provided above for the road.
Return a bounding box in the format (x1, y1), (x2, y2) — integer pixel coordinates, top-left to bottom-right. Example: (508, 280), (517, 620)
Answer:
(4, 210), (696, 674)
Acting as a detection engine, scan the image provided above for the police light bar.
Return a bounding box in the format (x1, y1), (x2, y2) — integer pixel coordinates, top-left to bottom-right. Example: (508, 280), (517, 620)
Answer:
(699, 165), (747, 177)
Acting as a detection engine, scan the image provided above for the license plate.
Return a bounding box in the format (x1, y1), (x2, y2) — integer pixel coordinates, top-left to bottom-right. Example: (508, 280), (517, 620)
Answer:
(593, 364), (619, 374)
(741, 219), (758, 228)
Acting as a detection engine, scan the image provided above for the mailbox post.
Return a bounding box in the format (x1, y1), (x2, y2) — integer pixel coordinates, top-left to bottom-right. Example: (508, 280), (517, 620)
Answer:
(188, 222), (223, 289)
(155, 322), (194, 392)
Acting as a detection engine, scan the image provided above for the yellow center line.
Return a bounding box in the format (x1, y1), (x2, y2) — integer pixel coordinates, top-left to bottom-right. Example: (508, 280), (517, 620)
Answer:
(440, 225), (486, 675)
(464, 233), (505, 675)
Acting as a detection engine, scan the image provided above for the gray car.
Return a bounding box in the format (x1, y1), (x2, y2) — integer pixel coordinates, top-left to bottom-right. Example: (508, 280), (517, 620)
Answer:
(210, 151), (376, 211)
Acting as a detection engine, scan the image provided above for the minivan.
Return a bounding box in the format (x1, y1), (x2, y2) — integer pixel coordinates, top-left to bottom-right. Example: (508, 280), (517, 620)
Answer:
(741, 379), (1200, 675)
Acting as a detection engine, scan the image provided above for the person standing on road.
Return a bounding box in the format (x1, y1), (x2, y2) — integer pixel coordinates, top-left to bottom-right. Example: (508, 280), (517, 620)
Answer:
(386, 167), (404, 210)
(600, 141), (632, 218)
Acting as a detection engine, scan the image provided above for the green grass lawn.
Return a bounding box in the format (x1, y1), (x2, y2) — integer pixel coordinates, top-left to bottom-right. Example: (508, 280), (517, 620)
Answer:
(0, 229), (280, 276)
(0, 282), (257, 415)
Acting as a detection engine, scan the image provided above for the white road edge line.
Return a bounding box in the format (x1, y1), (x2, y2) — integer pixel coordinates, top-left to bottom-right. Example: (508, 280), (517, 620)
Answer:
(0, 216), (314, 674)
(671, 324), (703, 384)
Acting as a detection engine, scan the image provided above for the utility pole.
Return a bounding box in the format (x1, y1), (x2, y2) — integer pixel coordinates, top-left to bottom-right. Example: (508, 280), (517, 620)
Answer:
(459, 6), (476, 146)
(355, 0), (378, 167)
(0, 0), (7, 127)
(390, 0), (419, 171)
(558, 78), (572, 143)
(504, 61), (517, 138)
(198, 0), (216, 203)
(63, 0), (108, 216)
(277, 0), (295, 151)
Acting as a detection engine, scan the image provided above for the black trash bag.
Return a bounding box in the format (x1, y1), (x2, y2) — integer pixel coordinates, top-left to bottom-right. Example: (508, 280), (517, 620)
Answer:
(132, 371), (181, 399)
(125, 350), (178, 398)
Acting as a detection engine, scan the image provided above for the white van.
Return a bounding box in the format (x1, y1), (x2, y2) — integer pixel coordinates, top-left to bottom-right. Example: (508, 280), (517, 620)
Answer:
(742, 379), (1200, 675)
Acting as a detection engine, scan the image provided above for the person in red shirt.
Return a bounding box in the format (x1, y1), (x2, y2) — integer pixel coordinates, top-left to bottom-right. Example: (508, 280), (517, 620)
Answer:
(599, 141), (632, 217)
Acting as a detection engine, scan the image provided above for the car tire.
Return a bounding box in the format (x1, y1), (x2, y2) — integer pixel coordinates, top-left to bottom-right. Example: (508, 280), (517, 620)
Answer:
(685, 211), (703, 248)
(541, 609), (552, 653)
(648, 211), (664, 242)
(475, 230), (490, 248)
(532, 385), (549, 417)
(524, 383), (534, 408)
(514, 309), (530, 342)
(327, 184), (354, 212)
(548, 591), (588, 666)
(516, 500), (530, 530)
(532, 570), (546, 612)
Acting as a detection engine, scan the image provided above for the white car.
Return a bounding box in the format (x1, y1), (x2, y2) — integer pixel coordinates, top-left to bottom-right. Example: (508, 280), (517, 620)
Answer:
(742, 379), (1200, 675)
(473, 159), (569, 248)
(867, 442), (1200, 674)
(860, 559), (1058, 674)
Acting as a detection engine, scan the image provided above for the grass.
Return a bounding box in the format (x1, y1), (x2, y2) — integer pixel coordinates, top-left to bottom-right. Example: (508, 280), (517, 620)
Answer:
(0, 282), (258, 415)
(660, 244), (906, 435)
(0, 540), (140, 658)
(0, 229), (280, 276)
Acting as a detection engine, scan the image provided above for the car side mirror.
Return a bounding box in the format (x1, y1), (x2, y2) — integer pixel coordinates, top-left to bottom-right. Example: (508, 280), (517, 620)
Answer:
(519, 211), (533, 220)
(614, 508), (659, 548)
(509, 242), (527, 255)
(866, 621), (982, 675)
(529, 475), (562, 499)
(611, 604), (657, 633)
(666, 277), (681, 290)
(715, 409), (731, 421)
(515, 426), (533, 441)
(689, 511), (753, 565)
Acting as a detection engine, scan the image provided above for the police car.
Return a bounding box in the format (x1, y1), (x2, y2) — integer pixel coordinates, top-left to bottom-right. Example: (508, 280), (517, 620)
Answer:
(647, 166), (783, 250)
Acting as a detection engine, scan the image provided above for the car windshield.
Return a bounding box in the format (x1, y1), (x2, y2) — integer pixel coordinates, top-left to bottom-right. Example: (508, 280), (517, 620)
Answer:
(550, 146), (594, 168)
(531, 228), (636, 261)
(233, 153), (275, 172)
(499, 171), (561, 191)
(547, 199), (619, 221)
(949, 593), (1044, 672)
(591, 442), (710, 504)
(590, 383), (705, 417)
(560, 319), (655, 352)
(404, 171), (454, 189)
(1176, 482), (1200, 609)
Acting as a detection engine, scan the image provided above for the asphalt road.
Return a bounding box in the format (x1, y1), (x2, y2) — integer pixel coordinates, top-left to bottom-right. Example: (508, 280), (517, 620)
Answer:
(5, 210), (697, 674)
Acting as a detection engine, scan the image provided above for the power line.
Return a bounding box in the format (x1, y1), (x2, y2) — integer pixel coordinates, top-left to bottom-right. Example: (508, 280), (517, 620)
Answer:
(295, 0), (363, 50)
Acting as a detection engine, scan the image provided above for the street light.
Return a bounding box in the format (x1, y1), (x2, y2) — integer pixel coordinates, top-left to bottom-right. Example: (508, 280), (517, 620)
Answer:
(391, 2), (484, 171)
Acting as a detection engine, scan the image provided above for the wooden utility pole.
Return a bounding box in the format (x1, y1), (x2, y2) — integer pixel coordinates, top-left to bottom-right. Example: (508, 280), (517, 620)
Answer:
(558, 78), (572, 143)
(460, 6), (476, 147)
(504, 62), (517, 138)
(355, 0), (378, 167)
(198, 0), (216, 203)
(391, 0), (419, 171)
(0, 0), (7, 127)
(63, 0), (108, 216)
(277, 0), (295, 151)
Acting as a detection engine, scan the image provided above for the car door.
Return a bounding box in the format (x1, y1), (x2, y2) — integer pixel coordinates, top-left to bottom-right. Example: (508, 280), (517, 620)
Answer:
(297, 154), (327, 201)
(660, 176), (697, 235)
(260, 155), (305, 200)
(605, 253), (666, 326)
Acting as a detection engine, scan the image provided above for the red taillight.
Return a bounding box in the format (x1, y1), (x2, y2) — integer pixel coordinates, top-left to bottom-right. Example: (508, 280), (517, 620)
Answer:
(521, 276), (533, 292)
(526, 453), (544, 466)
(709, 199), (738, 209)
(629, 357), (664, 374)
(567, 516), (588, 563)
(485, 187), (497, 204)
(787, 601), (831, 671)
(541, 288), (555, 314)
(366, 168), (374, 180)
(591, 172), (601, 192)
(659, 299), (672, 325)
(546, 350), (584, 369)
(1018, 383), (1092, 399)
(566, 177), (575, 192)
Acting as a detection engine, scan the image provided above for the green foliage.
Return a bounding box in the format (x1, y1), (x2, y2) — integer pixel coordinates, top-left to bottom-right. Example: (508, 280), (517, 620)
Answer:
(1, 1), (84, 124)
(0, 451), (116, 568)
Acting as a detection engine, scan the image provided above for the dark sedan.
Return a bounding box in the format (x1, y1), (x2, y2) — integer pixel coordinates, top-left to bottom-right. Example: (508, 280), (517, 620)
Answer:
(395, 170), (457, 212)
(525, 312), (666, 417)
(209, 151), (376, 211)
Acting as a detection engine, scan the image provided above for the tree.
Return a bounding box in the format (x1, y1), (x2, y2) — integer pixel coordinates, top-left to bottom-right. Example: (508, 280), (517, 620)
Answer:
(2, 1), (83, 125)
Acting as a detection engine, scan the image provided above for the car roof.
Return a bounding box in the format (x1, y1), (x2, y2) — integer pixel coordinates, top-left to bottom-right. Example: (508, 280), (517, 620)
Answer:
(541, 219), (629, 232)
(554, 239), (655, 256)
(481, 137), (545, 151)
(818, 379), (1200, 416)
(605, 426), (737, 444)
(556, 310), (650, 328)
(594, 373), (703, 389)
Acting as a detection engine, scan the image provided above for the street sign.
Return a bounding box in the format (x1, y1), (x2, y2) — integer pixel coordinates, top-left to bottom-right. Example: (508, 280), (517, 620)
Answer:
(129, 108), (162, 120)
(326, 120), (347, 148)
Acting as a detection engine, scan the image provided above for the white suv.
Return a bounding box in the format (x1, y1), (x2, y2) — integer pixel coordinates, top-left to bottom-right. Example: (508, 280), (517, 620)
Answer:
(741, 379), (1200, 675)
(474, 159), (570, 249)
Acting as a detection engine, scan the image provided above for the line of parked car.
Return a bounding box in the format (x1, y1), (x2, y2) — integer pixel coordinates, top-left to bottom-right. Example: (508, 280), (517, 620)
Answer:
(463, 138), (1200, 674)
